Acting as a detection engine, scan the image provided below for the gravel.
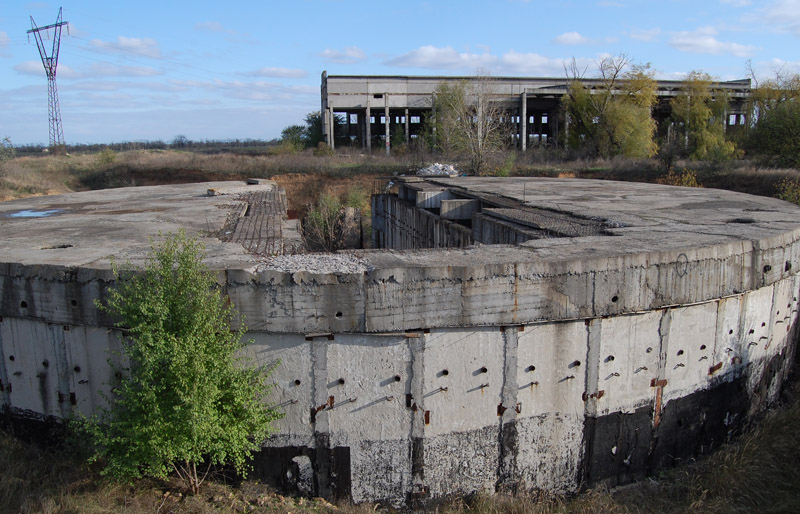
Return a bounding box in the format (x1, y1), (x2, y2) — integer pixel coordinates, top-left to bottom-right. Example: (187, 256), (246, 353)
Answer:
(255, 252), (373, 274)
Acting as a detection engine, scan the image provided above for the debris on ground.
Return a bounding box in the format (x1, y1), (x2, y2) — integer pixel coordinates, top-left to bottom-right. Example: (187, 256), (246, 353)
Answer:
(255, 253), (372, 274)
(416, 163), (459, 176)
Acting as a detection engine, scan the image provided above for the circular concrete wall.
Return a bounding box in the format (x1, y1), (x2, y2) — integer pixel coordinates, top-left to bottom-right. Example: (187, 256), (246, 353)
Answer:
(0, 178), (798, 506)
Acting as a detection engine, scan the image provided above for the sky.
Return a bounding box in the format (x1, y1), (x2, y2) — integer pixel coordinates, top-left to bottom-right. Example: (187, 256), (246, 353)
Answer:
(2, 0), (800, 146)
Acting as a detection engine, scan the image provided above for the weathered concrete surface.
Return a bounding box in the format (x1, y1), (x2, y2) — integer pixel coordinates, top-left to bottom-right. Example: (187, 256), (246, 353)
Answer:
(1, 178), (799, 507)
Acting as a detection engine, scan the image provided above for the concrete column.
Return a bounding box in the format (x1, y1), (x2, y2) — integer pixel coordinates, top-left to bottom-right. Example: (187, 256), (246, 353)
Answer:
(385, 93), (390, 156)
(359, 112), (366, 150)
(366, 105), (372, 153)
(521, 92), (527, 152)
(328, 108), (335, 150)
(405, 108), (410, 145)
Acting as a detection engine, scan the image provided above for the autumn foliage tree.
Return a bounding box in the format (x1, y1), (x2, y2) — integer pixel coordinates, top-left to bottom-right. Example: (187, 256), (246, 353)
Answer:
(670, 71), (738, 161)
(564, 55), (658, 158)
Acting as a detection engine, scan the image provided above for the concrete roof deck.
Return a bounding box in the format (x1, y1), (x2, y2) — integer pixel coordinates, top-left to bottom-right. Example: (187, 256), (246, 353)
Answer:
(0, 177), (798, 272)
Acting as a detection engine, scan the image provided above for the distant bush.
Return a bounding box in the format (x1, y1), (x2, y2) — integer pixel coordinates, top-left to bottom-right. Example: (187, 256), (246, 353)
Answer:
(776, 178), (800, 206)
(657, 167), (702, 187)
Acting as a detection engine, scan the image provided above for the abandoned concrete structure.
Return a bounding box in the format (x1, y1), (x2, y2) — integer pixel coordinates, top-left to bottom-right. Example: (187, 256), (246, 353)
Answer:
(320, 72), (751, 153)
(0, 177), (798, 507)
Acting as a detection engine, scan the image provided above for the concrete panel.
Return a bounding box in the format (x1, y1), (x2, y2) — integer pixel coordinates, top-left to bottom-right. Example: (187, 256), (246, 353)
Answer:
(515, 413), (584, 493)
(516, 321), (587, 417)
(245, 333), (315, 447)
(420, 327), (505, 436)
(594, 311), (662, 415)
(422, 426), (499, 498)
(662, 302), (718, 403)
(325, 334), (412, 441)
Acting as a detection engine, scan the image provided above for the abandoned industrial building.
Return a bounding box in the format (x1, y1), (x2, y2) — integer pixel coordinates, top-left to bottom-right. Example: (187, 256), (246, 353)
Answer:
(320, 72), (752, 153)
(1, 174), (798, 506)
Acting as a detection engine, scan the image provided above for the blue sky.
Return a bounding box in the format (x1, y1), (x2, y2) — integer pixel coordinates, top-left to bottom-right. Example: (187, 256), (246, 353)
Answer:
(2, 0), (799, 145)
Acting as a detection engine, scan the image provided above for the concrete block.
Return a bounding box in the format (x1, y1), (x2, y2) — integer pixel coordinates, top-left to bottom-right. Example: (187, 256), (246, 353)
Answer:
(440, 199), (480, 220)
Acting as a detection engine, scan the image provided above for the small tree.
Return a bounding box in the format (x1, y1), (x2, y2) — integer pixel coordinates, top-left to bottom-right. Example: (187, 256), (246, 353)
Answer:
(670, 71), (737, 161)
(428, 74), (510, 175)
(746, 72), (800, 168)
(88, 230), (280, 493)
(0, 137), (15, 161)
(564, 55), (658, 158)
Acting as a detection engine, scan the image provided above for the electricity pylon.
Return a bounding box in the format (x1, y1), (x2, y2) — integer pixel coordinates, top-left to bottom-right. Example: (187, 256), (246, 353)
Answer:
(28, 7), (68, 151)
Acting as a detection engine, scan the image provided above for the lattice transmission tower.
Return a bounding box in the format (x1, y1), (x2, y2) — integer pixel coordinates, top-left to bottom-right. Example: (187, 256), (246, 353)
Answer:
(28, 7), (69, 151)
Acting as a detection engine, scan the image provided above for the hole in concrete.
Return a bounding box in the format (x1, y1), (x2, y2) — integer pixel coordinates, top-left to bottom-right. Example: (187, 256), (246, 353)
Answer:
(74, 366), (81, 373)
(8, 355), (14, 361)
(569, 360), (581, 368)
(70, 299), (77, 307)
(294, 379), (301, 386)
(700, 345), (707, 350)
(479, 367), (488, 374)
(646, 347), (653, 353)
(526, 365), (536, 372)
(762, 322), (766, 327)
(786, 261), (793, 272)
(42, 360), (48, 368)
(763, 265), (772, 273)
(611, 295), (619, 303)
(20, 301), (27, 309)
(729, 329), (734, 335)
(605, 355), (615, 363)
(677, 350), (684, 356)
(335, 311), (343, 318)
(439, 369), (449, 377)
(394, 375), (402, 382)
(749, 329), (755, 334)
(337, 378), (345, 385)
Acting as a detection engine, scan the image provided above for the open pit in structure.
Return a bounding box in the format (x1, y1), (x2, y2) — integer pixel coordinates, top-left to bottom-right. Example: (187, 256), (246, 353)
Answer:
(0, 177), (799, 507)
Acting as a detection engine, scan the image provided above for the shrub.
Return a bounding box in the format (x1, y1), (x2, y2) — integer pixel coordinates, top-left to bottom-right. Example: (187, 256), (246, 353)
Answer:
(776, 178), (800, 206)
(85, 230), (280, 493)
(657, 168), (702, 188)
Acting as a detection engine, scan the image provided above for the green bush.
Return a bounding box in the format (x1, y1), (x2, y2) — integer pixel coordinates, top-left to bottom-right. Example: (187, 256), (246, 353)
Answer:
(85, 230), (280, 493)
(776, 178), (800, 206)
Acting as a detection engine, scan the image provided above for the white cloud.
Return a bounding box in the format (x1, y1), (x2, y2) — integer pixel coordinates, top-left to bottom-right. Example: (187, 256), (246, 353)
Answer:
(320, 46), (366, 64)
(554, 31), (590, 45)
(14, 60), (160, 79)
(669, 26), (756, 57)
(384, 45), (585, 76)
(90, 36), (162, 58)
(14, 60), (80, 78)
(499, 51), (586, 76)
(384, 45), (496, 69)
(757, 0), (800, 36)
(629, 28), (661, 41)
(246, 67), (308, 78)
(720, 0), (751, 5)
